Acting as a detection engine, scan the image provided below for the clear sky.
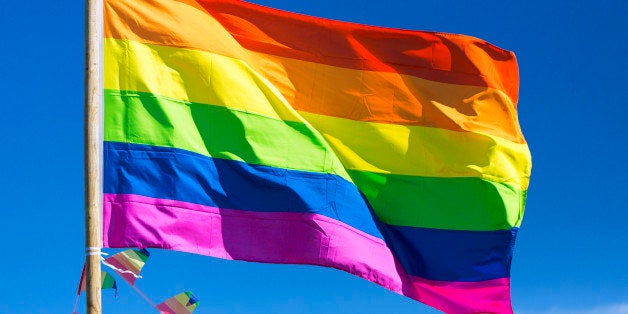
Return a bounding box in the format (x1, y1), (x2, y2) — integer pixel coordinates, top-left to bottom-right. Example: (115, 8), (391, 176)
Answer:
(0, 0), (626, 313)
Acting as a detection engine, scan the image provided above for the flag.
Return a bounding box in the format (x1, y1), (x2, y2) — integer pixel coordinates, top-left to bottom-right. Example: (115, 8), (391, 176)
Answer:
(77, 266), (118, 296)
(103, 249), (150, 285)
(102, 0), (531, 312)
(156, 291), (199, 314)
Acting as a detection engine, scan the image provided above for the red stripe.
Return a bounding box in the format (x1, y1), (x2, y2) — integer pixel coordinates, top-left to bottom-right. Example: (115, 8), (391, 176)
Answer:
(196, 0), (519, 103)
(77, 264), (86, 295)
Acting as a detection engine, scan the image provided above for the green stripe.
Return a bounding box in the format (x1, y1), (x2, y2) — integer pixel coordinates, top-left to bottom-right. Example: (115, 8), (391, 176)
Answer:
(101, 272), (116, 289)
(133, 249), (149, 263)
(349, 170), (525, 231)
(105, 88), (525, 231)
(104, 89), (351, 181)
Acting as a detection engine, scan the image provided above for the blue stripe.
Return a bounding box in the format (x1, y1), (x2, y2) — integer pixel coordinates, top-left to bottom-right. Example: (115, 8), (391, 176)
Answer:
(382, 225), (517, 281)
(104, 141), (385, 239)
(105, 141), (516, 282)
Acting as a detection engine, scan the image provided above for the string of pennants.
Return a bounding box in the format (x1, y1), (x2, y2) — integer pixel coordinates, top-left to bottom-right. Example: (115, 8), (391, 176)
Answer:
(73, 249), (199, 314)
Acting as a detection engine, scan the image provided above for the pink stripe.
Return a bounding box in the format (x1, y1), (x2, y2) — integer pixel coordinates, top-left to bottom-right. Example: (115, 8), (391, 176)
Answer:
(105, 258), (138, 285)
(408, 277), (512, 313)
(104, 193), (512, 313)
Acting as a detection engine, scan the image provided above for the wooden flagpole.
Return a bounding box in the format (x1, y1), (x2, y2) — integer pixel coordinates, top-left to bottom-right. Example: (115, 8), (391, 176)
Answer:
(85, 0), (102, 312)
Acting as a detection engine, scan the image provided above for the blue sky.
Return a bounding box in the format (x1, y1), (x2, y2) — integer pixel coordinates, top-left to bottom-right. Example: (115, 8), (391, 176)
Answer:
(0, 0), (626, 313)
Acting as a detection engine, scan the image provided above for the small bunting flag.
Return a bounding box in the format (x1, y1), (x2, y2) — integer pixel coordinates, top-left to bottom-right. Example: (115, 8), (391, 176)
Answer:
(103, 248), (150, 285)
(156, 291), (199, 314)
(77, 266), (118, 296)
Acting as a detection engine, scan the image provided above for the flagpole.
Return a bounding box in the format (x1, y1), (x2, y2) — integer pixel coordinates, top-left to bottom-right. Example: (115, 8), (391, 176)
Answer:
(85, 0), (103, 312)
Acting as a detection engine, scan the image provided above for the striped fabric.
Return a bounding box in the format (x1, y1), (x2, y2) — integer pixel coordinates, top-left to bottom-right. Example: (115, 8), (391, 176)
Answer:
(78, 267), (118, 295)
(103, 249), (150, 285)
(156, 291), (199, 314)
(102, 0), (531, 312)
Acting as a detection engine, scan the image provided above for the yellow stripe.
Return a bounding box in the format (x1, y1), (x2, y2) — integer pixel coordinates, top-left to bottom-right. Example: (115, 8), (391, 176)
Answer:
(301, 112), (531, 189)
(105, 38), (525, 143)
(105, 38), (304, 123)
(105, 38), (531, 188)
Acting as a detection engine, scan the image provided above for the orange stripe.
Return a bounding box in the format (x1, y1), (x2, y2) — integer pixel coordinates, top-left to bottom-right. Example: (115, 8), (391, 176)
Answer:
(104, 0), (518, 104)
(258, 54), (524, 143)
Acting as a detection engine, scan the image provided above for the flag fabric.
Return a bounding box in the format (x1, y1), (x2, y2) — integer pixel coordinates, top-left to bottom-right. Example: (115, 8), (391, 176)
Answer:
(103, 249), (150, 285)
(77, 266), (118, 295)
(102, 0), (531, 313)
(156, 291), (199, 314)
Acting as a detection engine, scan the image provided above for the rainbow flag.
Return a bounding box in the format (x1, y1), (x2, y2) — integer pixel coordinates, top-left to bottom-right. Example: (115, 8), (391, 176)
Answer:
(103, 249), (150, 285)
(156, 291), (199, 314)
(102, 0), (531, 312)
